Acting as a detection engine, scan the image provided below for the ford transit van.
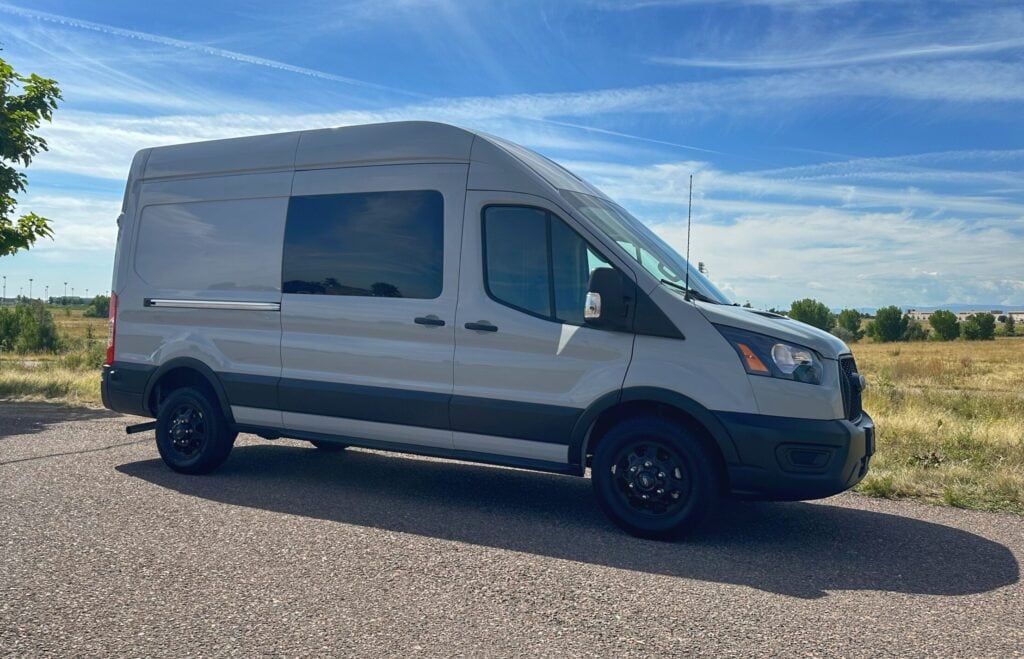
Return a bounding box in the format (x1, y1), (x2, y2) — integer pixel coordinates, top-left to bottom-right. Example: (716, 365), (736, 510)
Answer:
(101, 121), (873, 539)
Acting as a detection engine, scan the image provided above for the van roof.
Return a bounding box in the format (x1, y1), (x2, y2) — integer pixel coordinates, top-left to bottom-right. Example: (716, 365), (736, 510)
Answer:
(137, 120), (607, 199)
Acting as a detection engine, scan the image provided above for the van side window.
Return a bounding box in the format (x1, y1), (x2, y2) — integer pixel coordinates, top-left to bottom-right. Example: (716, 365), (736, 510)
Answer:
(483, 205), (612, 324)
(283, 190), (444, 299)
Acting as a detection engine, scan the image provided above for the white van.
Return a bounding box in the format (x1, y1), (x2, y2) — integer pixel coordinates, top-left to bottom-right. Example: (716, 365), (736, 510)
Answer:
(102, 121), (873, 539)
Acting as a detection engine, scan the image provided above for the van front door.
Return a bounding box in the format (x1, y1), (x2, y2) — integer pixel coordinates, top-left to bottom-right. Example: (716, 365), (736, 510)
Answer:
(452, 191), (635, 466)
(279, 164), (467, 449)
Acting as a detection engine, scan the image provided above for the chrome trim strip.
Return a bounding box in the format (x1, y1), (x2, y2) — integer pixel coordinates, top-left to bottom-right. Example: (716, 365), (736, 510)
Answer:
(144, 298), (280, 311)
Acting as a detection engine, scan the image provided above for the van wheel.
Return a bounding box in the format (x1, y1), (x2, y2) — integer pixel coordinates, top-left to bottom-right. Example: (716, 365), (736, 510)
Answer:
(309, 440), (346, 452)
(155, 387), (235, 474)
(591, 416), (718, 540)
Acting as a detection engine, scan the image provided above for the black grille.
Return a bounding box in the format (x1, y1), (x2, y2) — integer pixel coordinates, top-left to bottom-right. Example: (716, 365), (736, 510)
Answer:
(839, 355), (862, 421)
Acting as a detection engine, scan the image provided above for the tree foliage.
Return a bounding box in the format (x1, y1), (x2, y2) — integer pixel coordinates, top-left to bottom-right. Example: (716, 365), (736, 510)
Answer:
(0, 300), (59, 352)
(961, 313), (996, 341)
(788, 298), (835, 331)
(928, 310), (960, 341)
(1005, 314), (1016, 336)
(1, 54), (62, 257)
(835, 308), (863, 340)
(866, 306), (907, 342)
(82, 295), (110, 318)
(902, 320), (928, 342)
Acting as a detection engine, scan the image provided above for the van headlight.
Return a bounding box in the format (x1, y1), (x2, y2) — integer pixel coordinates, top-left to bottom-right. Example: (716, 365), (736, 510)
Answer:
(714, 325), (823, 385)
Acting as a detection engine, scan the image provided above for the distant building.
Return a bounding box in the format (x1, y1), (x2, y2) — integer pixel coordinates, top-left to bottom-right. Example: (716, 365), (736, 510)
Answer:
(907, 309), (933, 321)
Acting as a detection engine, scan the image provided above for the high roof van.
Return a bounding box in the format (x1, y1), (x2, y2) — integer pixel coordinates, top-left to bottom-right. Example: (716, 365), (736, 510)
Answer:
(102, 121), (873, 539)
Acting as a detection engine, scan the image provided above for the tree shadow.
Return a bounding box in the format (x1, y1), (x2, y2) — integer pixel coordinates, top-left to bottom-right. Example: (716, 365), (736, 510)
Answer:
(0, 401), (121, 439)
(117, 443), (1020, 599)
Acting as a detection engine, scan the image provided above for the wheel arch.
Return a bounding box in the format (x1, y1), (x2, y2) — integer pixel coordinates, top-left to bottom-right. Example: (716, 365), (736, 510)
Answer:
(570, 387), (739, 484)
(143, 357), (234, 423)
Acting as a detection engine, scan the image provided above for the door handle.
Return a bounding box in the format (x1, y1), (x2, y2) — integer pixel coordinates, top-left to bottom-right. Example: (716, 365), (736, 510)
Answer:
(464, 321), (498, 332)
(414, 316), (446, 327)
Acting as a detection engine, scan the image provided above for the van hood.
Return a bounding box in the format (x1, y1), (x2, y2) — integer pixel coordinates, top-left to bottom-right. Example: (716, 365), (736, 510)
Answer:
(691, 299), (850, 359)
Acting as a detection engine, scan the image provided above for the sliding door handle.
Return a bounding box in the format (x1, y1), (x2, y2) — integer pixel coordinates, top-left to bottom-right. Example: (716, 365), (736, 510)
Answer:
(464, 321), (498, 332)
(414, 316), (446, 326)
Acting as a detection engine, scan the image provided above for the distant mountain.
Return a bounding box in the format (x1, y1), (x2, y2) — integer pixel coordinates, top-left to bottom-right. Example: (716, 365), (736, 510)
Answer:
(844, 304), (1022, 316)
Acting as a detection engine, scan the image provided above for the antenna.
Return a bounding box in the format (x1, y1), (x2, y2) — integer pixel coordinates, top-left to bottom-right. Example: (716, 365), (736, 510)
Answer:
(684, 174), (693, 301)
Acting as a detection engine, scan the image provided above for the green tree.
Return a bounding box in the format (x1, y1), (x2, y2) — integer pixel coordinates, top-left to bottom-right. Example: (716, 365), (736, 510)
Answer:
(961, 313), (996, 341)
(1, 54), (61, 257)
(789, 298), (835, 331)
(928, 310), (960, 341)
(902, 320), (928, 341)
(1005, 314), (1016, 336)
(82, 294), (110, 318)
(836, 308), (864, 340)
(0, 300), (59, 352)
(866, 306), (907, 342)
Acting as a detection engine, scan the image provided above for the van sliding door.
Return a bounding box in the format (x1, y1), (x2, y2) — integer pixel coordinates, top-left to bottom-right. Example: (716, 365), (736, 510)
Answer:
(278, 164), (467, 448)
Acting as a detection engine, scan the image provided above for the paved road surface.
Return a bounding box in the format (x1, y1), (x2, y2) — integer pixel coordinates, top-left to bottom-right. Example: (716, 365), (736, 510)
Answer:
(2, 402), (1021, 657)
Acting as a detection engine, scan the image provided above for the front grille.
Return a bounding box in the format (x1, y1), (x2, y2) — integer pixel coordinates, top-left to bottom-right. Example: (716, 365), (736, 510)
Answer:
(839, 355), (862, 421)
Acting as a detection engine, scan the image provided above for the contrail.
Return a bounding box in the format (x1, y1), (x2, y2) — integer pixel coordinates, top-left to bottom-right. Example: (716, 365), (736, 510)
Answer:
(0, 2), (425, 98)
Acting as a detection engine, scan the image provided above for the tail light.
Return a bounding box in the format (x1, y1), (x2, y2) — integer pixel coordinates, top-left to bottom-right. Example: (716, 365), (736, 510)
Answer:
(105, 292), (117, 366)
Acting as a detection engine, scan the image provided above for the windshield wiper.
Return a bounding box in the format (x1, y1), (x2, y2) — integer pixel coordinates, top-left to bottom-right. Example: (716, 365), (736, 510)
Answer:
(660, 279), (720, 304)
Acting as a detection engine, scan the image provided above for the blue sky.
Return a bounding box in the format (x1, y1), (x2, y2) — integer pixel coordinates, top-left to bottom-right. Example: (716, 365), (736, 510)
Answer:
(1, 0), (1022, 309)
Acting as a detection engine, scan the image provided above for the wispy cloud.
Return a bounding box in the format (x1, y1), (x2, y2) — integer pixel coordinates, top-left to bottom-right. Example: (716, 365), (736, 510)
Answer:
(0, 2), (422, 98)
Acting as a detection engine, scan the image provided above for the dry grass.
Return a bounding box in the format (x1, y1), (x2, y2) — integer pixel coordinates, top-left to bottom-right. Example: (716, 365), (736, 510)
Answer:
(0, 307), (105, 404)
(853, 337), (1024, 514)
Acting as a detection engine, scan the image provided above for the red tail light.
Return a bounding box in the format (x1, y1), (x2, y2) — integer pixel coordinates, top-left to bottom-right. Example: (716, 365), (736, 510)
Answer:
(105, 292), (117, 366)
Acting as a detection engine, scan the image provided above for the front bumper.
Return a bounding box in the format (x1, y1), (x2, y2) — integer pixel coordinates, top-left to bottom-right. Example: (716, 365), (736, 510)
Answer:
(717, 410), (875, 501)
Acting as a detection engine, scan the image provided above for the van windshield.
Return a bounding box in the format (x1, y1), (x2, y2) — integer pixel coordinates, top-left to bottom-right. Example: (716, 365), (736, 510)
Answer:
(560, 190), (732, 305)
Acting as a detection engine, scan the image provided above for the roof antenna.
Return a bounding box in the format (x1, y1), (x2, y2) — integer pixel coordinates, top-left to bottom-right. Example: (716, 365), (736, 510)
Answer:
(684, 173), (693, 301)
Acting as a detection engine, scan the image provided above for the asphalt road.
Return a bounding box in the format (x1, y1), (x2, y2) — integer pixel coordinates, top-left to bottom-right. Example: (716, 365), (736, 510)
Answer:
(2, 402), (1022, 657)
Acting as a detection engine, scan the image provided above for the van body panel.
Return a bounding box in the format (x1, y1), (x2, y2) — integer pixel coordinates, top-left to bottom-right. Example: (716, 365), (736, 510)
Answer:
(279, 163), (468, 448)
(143, 131), (301, 180)
(295, 121), (474, 170)
(624, 286), (759, 415)
(452, 190), (634, 455)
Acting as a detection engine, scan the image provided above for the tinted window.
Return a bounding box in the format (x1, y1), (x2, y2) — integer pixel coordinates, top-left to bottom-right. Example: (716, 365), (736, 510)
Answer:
(483, 206), (612, 324)
(136, 198), (287, 292)
(283, 190), (443, 299)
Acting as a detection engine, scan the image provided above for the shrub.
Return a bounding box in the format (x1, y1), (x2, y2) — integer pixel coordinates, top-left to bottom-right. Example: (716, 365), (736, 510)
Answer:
(902, 320), (928, 342)
(1005, 315), (1016, 336)
(0, 301), (60, 353)
(867, 306), (907, 342)
(836, 308), (864, 340)
(82, 295), (110, 318)
(961, 313), (996, 341)
(929, 310), (960, 341)
(789, 298), (835, 331)
(830, 326), (859, 343)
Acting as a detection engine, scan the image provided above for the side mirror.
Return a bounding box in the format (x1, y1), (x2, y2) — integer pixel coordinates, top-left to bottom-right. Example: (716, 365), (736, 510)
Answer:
(585, 267), (630, 329)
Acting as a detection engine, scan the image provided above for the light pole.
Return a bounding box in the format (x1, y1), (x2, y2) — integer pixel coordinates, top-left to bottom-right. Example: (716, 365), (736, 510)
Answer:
(29, 278), (33, 300)
(2, 275), (5, 305)
(45, 285), (49, 302)
(63, 281), (67, 304)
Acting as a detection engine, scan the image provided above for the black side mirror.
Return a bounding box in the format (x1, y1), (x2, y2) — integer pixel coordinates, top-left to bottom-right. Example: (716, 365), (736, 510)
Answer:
(585, 267), (631, 330)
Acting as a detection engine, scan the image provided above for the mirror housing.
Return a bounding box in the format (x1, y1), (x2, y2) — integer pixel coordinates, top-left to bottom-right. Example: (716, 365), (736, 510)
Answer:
(585, 267), (631, 330)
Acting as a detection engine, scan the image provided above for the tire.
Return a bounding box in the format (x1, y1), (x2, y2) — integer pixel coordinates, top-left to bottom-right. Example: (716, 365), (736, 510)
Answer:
(155, 386), (236, 474)
(591, 415), (718, 540)
(309, 440), (346, 452)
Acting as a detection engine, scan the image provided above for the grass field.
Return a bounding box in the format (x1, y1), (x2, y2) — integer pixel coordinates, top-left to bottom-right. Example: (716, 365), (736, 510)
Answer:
(1, 307), (1022, 514)
(852, 339), (1023, 514)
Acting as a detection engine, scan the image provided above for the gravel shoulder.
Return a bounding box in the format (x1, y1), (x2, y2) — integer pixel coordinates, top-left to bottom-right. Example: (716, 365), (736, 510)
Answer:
(1, 402), (1022, 657)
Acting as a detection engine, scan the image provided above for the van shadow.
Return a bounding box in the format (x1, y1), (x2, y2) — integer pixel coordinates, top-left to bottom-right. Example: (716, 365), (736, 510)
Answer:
(0, 401), (121, 439)
(117, 443), (1020, 600)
